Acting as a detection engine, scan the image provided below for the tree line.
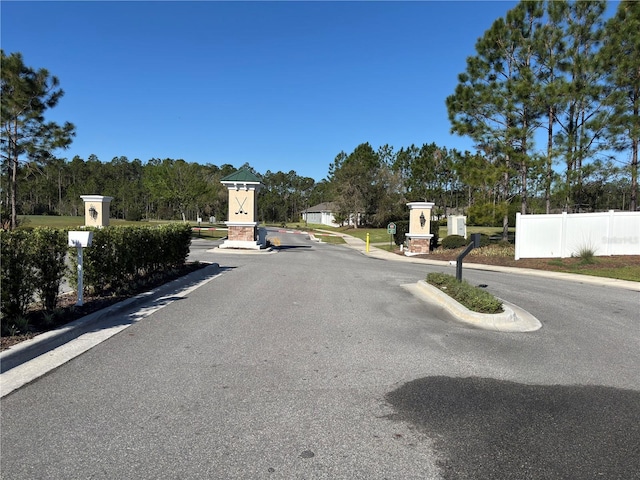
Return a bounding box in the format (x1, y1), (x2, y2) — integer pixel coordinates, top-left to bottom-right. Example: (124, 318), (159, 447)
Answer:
(447, 0), (639, 237)
(2, 0), (638, 232)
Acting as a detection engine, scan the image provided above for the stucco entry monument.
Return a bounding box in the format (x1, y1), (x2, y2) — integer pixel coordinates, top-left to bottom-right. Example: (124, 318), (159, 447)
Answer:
(405, 201), (435, 256)
(219, 169), (267, 250)
(80, 195), (113, 228)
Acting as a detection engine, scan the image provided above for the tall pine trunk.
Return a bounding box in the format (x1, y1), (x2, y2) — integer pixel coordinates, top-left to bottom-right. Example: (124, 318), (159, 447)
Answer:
(546, 106), (554, 214)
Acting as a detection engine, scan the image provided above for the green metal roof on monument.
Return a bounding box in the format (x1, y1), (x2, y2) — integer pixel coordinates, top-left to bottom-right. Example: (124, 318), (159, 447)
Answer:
(221, 168), (262, 183)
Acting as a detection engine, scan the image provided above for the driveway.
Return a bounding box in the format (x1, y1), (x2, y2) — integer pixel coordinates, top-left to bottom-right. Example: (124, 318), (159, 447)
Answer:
(2, 229), (639, 479)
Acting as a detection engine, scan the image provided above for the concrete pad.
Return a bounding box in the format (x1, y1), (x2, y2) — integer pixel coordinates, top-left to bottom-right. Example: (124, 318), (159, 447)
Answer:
(208, 246), (276, 254)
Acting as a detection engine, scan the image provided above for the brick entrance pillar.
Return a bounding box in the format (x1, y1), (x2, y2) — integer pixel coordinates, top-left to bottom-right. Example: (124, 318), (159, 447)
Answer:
(219, 169), (266, 250)
(405, 201), (435, 256)
(80, 195), (113, 228)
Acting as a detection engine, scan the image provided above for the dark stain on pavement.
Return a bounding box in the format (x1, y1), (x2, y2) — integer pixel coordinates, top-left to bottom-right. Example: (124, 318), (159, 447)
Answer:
(385, 376), (640, 480)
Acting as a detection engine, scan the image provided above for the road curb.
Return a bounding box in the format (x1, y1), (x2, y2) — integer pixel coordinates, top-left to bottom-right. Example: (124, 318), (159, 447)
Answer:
(404, 280), (542, 332)
(317, 229), (640, 291)
(0, 263), (221, 374)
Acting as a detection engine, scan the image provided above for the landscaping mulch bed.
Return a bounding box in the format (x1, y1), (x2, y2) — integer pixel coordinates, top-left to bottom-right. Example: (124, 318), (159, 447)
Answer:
(406, 249), (640, 273)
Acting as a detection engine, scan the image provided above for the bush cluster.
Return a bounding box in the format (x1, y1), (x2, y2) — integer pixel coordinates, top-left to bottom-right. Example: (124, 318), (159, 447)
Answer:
(426, 272), (503, 314)
(393, 221), (409, 246)
(1, 224), (192, 334)
(441, 235), (468, 249)
(71, 223), (192, 295)
(1, 228), (68, 331)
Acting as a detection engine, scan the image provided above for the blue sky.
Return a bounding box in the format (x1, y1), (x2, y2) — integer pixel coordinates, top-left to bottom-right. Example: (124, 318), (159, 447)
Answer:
(0, 0), (575, 181)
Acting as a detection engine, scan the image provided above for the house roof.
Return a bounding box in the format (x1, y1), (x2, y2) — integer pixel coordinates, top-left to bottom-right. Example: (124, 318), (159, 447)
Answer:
(304, 202), (336, 213)
(221, 168), (262, 183)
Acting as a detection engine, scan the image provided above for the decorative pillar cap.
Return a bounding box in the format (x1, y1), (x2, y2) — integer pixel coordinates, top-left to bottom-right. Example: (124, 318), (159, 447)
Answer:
(81, 195), (113, 203)
(221, 169), (263, 191)
(406, 201), (435, 209)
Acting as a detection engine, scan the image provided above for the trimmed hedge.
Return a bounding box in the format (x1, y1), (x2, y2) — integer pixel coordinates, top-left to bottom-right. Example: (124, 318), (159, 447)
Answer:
(32, 228), (68, 312)
(1, 224), (192, 332)
(1, 228), (68, 332)
(72, 223), (192, 295)
(1, 230), (36, 321)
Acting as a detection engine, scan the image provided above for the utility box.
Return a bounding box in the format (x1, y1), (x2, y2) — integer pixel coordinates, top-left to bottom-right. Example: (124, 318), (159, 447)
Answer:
(68, 231), (93, 247)
(448, 215), (467, 238)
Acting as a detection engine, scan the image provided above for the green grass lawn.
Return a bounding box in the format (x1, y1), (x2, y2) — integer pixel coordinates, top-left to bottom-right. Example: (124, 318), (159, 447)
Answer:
(572, 266), (640, 282)
(18, 215), (87, 229)
(17, 215), (181, 229)
(191, 225), (228, 239)
(333, 227), (395, 243)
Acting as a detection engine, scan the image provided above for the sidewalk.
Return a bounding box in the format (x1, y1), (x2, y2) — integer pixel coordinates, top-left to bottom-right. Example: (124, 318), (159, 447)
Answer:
(312, 229), (640, 292)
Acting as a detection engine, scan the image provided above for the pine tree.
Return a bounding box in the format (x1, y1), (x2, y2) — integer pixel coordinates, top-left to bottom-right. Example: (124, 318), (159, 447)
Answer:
(446, 1), (545, 239)
(0, 51), (75, 229)
(600, 0), (640, 211)
(533, 0), (570, 213)
(555, 1), (608, 212)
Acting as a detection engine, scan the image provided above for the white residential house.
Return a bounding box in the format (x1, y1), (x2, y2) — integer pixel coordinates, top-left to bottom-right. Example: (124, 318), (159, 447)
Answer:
(301, 202), (339, 227)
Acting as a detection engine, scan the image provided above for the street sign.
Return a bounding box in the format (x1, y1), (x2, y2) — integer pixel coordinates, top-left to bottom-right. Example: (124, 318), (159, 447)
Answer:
(387, 222), (396, 234)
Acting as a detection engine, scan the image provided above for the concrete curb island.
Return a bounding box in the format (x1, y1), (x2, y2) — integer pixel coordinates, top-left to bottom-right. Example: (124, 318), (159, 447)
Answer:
(404, 281), (542, 333)
(313, 229), (637, 332)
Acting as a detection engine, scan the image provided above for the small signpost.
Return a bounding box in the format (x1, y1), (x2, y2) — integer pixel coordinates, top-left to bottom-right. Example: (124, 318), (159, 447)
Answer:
(387, 222), (397, 250)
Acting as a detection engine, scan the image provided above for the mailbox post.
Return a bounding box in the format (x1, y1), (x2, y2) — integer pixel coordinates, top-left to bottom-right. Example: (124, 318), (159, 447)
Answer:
(456, 233), (481, 282)
(68, 231), (93, 306)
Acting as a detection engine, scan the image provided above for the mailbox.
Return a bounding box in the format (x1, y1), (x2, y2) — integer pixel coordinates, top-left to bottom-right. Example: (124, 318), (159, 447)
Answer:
(68, 231), (93, 247)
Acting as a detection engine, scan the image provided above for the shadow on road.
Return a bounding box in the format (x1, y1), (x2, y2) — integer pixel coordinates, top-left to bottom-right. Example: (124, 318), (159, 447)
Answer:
(386, 376), (640, 479)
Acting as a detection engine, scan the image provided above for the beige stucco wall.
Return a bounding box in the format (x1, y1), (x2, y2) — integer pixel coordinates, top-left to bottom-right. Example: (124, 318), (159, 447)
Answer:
(408, 204), (433, 235)
(81, 195), (112, 228)
(228, 189), (256, 223)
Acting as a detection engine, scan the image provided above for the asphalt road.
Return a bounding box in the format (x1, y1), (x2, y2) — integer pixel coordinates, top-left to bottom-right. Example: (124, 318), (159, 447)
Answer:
(2, 229), (639, 479)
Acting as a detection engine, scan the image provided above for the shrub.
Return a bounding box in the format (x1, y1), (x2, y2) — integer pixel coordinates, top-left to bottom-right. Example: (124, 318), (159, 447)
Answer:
(441, 235), (468, 249)
(1, 230), (36, 324)
(125, 207), (144, 222)
(430, 220), (440, 251)
(32, 228), (68, 311)
(393, 220), (409, 246)
(469, 233), (491, 248)
(426, 272), (503, 314)
(71, 223), (192, 295)
(573, 245), (597, 265)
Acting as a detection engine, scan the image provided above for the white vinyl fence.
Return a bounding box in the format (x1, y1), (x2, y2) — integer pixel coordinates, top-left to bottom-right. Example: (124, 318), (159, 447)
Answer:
(515, 211), (640, 260)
